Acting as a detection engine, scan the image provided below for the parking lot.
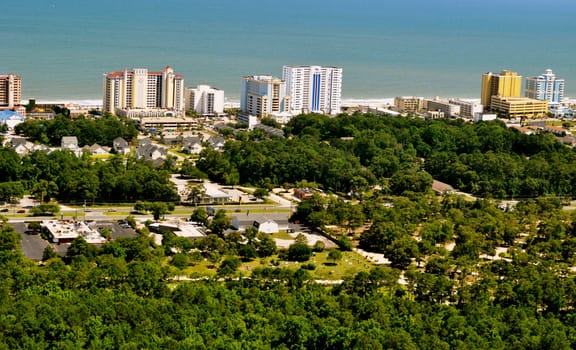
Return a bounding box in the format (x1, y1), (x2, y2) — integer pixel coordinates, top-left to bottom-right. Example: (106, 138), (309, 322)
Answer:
(12, 220), (138, 260)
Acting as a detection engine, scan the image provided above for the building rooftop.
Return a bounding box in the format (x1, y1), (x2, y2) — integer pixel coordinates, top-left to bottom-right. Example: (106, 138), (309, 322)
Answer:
(41, 220), (107, 244)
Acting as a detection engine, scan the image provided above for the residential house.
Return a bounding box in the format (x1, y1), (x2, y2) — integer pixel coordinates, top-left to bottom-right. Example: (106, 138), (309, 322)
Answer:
(10, 137), (33, 156)
(230, 215), (281, 233)
(61, 136), (79, 150)
(182, 136), (203, 154)
(253, 123), (285, 138)
(544, 125), (569, 137)
(31, 144), (52, 153)
(136, 143), (167, 165)
(162, 135), (183, 146)
(252, 218), (279, 234)
(113, 137), (130, 155)
(89, 144), (109, 156)
(207, 136), (225, 151)
(61, 136), (83, 156)
(432, 180), (454, 196)
(139, 138), (152, 147)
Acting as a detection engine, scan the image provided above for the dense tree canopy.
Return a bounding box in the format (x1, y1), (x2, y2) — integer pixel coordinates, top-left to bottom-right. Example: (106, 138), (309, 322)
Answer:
(1, 112), (576, 347)
(203, 113), (576, 199)
(0, 212), (576, 348)
(0, 148), (178, 203)
(15, 113), (138, 147)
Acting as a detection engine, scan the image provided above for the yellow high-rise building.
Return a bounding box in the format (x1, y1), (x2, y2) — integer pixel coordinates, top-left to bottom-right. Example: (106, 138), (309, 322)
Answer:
(481, 70), (522, 109)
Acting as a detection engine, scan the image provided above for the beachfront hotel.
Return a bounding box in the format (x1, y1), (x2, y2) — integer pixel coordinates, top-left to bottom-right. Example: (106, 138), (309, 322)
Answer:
(525, 69), (565, 104)
(239, 75), (290, 119)
(102, 66), (185, 116)
(0, 73), (22, 109)
(282, 65), (342, 115)
(490, 96), (548, 119)
(481, 70), (522, 110)
(185, 85), (225, 116)
(394, 96), (424, 114)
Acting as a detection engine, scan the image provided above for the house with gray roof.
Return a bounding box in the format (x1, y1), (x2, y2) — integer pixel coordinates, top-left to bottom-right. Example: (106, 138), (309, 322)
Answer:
(113, 137), (130, 155)
(182, 136), (203, 154)
(61, 136), (79, 151)
(10, 137), (33, 156)
(136, 143), (167, 165)
(89, 144), (109, 155)
(207, 136), (225, 151)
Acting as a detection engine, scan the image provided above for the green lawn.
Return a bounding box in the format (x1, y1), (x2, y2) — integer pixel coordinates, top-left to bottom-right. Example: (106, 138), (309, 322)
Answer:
(172, 250), (373, 281)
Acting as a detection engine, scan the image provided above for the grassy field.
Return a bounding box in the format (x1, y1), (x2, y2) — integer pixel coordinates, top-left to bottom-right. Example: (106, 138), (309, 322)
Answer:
(173, 250), (372, 281)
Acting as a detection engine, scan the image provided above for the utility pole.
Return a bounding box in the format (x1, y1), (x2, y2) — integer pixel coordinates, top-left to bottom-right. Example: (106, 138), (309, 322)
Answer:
(83, 200), (86, 222)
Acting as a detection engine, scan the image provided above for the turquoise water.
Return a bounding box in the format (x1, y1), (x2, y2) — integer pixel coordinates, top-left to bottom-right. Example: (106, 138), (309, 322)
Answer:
(1, 0), (575, 102)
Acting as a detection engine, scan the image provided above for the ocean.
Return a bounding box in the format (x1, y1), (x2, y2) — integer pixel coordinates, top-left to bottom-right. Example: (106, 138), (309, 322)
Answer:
(1, 0), (575, 103)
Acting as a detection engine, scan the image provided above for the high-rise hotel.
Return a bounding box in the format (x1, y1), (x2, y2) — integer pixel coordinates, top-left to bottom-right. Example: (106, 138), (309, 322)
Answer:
(282, 65), (342, 115)
(525, 69), (564, 104)
(102, 66), (184, 116)
(0, 73), (22, 109)
(481, 69), (548, 119)
(240, 75), (290, 118)
(481, 70), (522, 110)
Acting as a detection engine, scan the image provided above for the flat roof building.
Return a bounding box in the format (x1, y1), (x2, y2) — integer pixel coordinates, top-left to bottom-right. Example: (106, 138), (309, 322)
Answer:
(282, 65), (342, 115)
(103, 66), (185, 116)
(149, 221), (206, 239)
(394, 96), (423, 113)
(425, 98), (460, 118)
(490, 96), (548, 119)
(185, 85), (225, 116)
(41, 220), (107, 244)
(448, 99), (483, 119)
(240, 75), (290, 118)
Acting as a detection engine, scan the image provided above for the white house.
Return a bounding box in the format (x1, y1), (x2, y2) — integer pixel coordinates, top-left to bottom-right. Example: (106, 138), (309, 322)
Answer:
(10, 137), (33, 156)
(61, 136), (79, 150)
(136, 143), (167, 165)
(253, 218), (279, 234)
(207, 136), (225, 151)
(182, 136), (203, 154)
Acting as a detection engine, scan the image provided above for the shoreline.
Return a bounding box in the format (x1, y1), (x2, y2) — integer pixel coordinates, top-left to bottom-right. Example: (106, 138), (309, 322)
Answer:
(23, 96), (574, 109)
(22, 97), (485, 109)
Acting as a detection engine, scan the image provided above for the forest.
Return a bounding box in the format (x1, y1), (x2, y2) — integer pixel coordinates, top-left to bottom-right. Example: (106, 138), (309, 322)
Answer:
(3, 112), (576, 347)
(197, 113), (576, 199)
(2, 199), (576, 349)
(14, 114), (138, 148)
(0, 148), (178, 204)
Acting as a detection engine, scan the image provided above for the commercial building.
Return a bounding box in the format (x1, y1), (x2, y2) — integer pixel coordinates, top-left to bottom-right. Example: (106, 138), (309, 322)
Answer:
(490, 96), (548, 119)
(240, 75), (290, 119)
(282, 65), (342, 115)
(525, 69), (564, 104)
(185, 85), (225, 116)
(425, 98), (460, 118)
(394, 96), (423, 113)
(0, 74), (21, 109)
(448, 99), (483, 119)
(102, 66), (185, 116)
(41, 220), (107, 244)
(481, 70), (522, 109)
(148, 221), (206, 239)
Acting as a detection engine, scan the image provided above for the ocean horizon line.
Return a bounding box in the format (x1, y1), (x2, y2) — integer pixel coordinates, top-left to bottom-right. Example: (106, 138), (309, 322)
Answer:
(22, 97), (488, 109)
